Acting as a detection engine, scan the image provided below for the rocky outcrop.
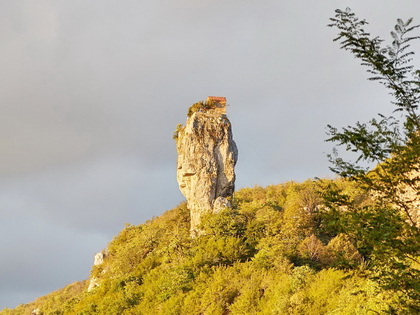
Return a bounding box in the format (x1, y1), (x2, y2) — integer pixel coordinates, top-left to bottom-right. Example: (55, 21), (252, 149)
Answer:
(87, 250), (107, 292)
(93, 251), (106, 266)
(176, 100), (238, 235)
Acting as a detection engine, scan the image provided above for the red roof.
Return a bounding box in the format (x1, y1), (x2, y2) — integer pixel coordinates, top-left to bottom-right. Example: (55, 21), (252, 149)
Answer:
(207, 96), (226, 103)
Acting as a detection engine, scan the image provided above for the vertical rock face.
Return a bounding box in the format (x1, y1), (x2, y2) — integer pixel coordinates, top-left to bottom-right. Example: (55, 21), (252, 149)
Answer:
(87, 250), (107, 292)
(176, 101), (238, 234)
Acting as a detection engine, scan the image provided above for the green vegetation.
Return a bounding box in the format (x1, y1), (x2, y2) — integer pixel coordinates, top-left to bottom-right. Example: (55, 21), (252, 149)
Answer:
(187, 100), (217, 117)
(173, 99), (220, 140)
(0, 180), (411, 314)
(173, 99), (219, 140)
(2, 8), (418, 314)
(172, 123), (184, 140)
(327, 8), (419, 312)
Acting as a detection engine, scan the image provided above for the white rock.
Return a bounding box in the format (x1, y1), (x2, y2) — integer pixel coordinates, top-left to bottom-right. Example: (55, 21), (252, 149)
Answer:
(87, 250), (107, 292)
(93, 251), (106, 266)
(176, 108), (237, 234)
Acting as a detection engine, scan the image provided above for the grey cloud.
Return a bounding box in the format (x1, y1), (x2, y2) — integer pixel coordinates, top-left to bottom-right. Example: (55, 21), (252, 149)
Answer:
(1, 0), (420, 309)
(0, 156), (182, 234)
(0, 213), (108, 307)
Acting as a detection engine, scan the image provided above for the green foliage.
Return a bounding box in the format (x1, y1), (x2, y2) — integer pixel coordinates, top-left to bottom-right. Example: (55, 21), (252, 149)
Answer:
(172, 123), (184, 140)
(187, 99), (217, 117)
(0, 281), (88, 315)
(328, 8), (420, 312)
(172, 99), (219, 142)
(3, 181), (404, 314)
(3, 9), (419, 313)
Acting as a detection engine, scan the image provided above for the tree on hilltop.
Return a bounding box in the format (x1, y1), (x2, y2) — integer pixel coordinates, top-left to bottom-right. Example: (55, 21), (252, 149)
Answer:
(327, 8), (419, 312)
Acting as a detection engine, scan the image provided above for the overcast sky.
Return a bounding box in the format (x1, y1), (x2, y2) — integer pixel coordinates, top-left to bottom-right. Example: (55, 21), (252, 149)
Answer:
(1, 0), (420, 309)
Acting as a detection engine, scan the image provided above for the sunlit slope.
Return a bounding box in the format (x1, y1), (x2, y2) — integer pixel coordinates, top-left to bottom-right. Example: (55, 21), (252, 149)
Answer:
(1, 180), (402, 314)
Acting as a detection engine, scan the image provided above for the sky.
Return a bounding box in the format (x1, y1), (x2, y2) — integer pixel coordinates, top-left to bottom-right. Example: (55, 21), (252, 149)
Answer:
(1, 0), (420, 309)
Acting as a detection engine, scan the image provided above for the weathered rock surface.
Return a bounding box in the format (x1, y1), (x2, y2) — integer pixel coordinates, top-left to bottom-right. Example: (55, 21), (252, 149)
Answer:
(93, 251), (106, 266)
(87, 250), (107, 292)
(31, 308), (42, 315)
(176, 107), (238, 234)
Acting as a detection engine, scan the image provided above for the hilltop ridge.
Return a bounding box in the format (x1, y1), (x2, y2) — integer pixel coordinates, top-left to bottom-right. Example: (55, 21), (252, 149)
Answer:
(1, 180), (403, 314)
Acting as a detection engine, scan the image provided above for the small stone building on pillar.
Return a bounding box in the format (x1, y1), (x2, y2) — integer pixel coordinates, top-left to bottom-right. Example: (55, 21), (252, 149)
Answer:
(206, 96), (227, 114)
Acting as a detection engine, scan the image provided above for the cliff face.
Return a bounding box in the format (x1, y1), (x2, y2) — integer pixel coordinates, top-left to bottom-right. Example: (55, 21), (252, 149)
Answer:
(176, 107), (238, 234)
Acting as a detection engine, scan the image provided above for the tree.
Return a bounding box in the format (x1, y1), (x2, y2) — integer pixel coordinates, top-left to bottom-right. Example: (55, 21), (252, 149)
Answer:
(327, 8), (419, 312)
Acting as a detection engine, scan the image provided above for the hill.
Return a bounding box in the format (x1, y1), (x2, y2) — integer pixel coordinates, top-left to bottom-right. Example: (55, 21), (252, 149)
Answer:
(1, 179), (408, 314)
(2, 8), (419, 314)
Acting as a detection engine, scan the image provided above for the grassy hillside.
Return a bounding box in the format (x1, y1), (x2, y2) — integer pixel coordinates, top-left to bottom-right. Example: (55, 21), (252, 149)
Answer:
(2, 179), (412, 314)
(3, 9), (418, 314)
